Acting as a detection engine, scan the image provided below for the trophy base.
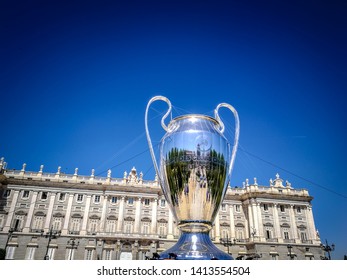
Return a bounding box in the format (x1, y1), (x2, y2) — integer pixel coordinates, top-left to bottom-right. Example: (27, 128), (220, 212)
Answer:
(159, 231), (233, 260)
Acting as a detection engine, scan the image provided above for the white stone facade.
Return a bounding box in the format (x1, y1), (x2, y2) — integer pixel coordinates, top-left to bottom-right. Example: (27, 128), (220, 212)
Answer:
(0, 159), (324, 260)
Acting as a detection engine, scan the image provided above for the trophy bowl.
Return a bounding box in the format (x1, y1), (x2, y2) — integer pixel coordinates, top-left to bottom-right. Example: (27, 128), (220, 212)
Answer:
(145, 96), (239, 260)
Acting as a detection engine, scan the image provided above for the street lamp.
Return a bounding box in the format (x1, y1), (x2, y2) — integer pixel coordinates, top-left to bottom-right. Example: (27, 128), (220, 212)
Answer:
(67, 238), (80, 260)
(287, 245), (295, 260)
(220, 233), (236, 255)
(42, 226), (61, 260)
(320, 239), (335, 260)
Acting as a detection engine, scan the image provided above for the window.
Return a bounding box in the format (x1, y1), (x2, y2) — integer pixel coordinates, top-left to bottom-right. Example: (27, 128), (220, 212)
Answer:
(46, 248), (55, 260)
(76, 194), (84, 202)
(104, 250), (112, 260)
(106, 220), (116, 233)
(111, 196), (117, 204)
(22, 190), (30, 198)
(144, 198), (150, 206)
(221, 229), (230, 239)
(297, 206), (302, 213)
(85, 249), (94, 260)
(32, 216), (44, 231)
(221, 204), (226, 211)
(94, 195), (101, 203)
(70, 218), (81, 233)
(3, 189), (11, 198)
(160, 199), (166, 207)
(158, 224), (167, 236)
(25, 247), (36, 260)
(235, 205), (241, 212)
(89, 219), (99, 233)
(280, 205), (285, 212)
(59, 193), (66, 201)
(66, 249), (75, 260)
(300, 232), (307, 241)
(124, 221), (133, 233)
(128, 197), (134, 205)
(284, 231), (290, 240)
(41, 192), (48, 200)
(52, 217), (62, 231)
(5, 246), (16, 259)
(142, 222), (150, 234)
(263, 204), (269, 211)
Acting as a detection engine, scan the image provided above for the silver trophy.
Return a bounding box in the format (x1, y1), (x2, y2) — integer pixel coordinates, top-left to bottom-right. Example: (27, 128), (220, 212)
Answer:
(145, 96), (239, 260)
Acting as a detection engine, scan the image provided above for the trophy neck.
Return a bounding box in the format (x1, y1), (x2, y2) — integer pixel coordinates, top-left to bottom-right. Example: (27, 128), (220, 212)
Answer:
(168, 114), (222, 132)
(171, 114), (219, 125)
(178, 220), (213, 233)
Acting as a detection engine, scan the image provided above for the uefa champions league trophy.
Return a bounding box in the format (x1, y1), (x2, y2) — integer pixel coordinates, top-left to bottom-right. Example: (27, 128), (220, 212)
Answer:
(145, 96), (240, 260)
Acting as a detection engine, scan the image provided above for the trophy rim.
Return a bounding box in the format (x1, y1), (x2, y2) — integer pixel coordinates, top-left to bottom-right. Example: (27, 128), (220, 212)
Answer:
(170, 114), (220, 126)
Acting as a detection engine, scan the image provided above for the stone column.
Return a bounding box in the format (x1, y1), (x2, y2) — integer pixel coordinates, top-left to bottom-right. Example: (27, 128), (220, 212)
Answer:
(289, 204), (299, 241)
(256, 202), (265, 241)
(134, 197), (142, 233)
(43, 192), (57, 231)
(3, 190), (20, 231)
(151, 198), (158, 234)
(229, 204), (236, 239)
(247, 202), (254, 240)
(272, 203), (282, 241)
(250, 199), (259, 239)
(80, 195), (92, 235)
(62, 193), (74, 235)
(99, 195), (108, 232)
(117, 197), (125, 232)
(23, 191), (38, 233)
(306, 205), (318, 242)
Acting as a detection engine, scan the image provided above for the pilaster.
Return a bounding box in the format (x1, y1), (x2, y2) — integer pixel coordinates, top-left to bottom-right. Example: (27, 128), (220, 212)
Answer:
(22, 191), (38, 233)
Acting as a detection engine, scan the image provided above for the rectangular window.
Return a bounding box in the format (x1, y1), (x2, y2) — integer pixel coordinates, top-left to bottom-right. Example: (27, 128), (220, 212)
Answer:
(128, 197), (134, 205)
(76, 194), (84, 202)
(297, 206), (301, 213)
(85, 249), (94, 260)
(263, 204), (269, 211)
(22, 190), (30, 198)
(41, 192), (48, 200)
(6, 246), (16, 259)
(280, 205), (285, 212)
(94, 195), (100, 203)
(284, 231), (289, 239)
(3, 190), (11, 198)
(301, 232), (307, 241)
(160, 199), (166, 207)
(59, 193), (66, 201)
(25, 247), (36, 260)
(105, 250), (112, 260)
(221, 204), (226, 211)
(144, 198), (150, 206)
(235, 205), (241, 212)
(111, 196), (117, 204)
(47, 248), (55, 260)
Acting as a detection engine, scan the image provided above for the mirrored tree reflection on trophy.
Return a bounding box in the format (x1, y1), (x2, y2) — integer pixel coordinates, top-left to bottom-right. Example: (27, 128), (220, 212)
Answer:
(145, 96), (240, 260)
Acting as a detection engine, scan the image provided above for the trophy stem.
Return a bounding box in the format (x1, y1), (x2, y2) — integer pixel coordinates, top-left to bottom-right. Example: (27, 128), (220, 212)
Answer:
(159, 226), (233, 260)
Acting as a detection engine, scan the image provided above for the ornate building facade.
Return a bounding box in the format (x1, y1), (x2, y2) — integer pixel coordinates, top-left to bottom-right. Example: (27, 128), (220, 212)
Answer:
(0, 157), (323, 260)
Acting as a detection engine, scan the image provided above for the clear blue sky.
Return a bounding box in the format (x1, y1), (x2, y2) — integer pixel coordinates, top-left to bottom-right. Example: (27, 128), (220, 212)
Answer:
(1, 0), (346, 259)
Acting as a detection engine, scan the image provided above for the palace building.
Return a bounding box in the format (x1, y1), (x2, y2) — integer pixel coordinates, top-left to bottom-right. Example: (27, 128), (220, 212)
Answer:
(0, 157), (324, 260)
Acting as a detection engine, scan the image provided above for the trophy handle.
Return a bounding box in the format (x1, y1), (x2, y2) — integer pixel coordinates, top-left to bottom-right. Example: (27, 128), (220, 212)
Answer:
(214, 103), (240, 177)
(145, 95), (172, 182)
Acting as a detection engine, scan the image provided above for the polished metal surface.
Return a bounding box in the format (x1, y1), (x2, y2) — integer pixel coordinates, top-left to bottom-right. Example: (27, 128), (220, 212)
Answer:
(145, 96), (239, 259)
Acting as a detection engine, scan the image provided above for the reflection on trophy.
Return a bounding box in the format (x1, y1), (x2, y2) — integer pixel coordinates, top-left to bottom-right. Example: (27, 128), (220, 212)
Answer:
(145, 96), (239, 260)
